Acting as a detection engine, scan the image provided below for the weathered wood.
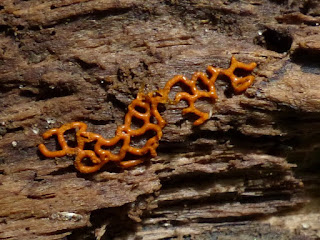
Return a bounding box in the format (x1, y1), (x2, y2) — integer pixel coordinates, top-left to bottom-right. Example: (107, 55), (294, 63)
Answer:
(0, 0), (320, 239)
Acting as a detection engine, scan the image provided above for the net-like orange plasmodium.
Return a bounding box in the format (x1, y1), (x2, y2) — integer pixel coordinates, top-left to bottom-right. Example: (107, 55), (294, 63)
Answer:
(39, 56), (257, 173)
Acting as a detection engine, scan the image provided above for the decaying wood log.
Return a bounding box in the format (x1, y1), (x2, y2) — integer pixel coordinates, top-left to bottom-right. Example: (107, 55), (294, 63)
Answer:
(0, 0), (320, 239)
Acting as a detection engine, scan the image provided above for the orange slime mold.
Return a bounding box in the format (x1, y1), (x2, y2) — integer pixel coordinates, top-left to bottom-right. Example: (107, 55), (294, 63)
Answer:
(39, 56), (257, 173)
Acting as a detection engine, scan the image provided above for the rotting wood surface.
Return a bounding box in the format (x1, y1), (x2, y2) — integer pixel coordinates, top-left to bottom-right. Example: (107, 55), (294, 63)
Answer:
(0, 0), (320, 239)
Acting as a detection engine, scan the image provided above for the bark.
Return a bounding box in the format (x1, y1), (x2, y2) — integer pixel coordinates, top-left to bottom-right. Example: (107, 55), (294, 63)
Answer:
(0, 0), (320, 239)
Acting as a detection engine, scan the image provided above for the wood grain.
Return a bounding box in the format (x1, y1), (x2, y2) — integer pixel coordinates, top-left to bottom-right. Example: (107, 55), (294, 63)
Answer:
(0, 0), (319, 239)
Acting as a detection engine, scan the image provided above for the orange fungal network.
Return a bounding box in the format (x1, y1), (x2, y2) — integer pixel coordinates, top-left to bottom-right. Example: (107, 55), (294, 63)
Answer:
(39, 56), (257, 173)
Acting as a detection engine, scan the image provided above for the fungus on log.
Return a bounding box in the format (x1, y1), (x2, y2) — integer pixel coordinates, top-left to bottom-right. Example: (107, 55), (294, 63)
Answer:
(0, 0), (320, 239)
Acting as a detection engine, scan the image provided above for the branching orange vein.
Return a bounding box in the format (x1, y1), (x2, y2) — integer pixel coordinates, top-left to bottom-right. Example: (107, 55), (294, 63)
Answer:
(39, 56), (257, 173)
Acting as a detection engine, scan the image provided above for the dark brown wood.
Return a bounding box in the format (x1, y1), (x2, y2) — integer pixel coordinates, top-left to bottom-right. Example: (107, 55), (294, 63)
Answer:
(0, 0), (320, 239)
